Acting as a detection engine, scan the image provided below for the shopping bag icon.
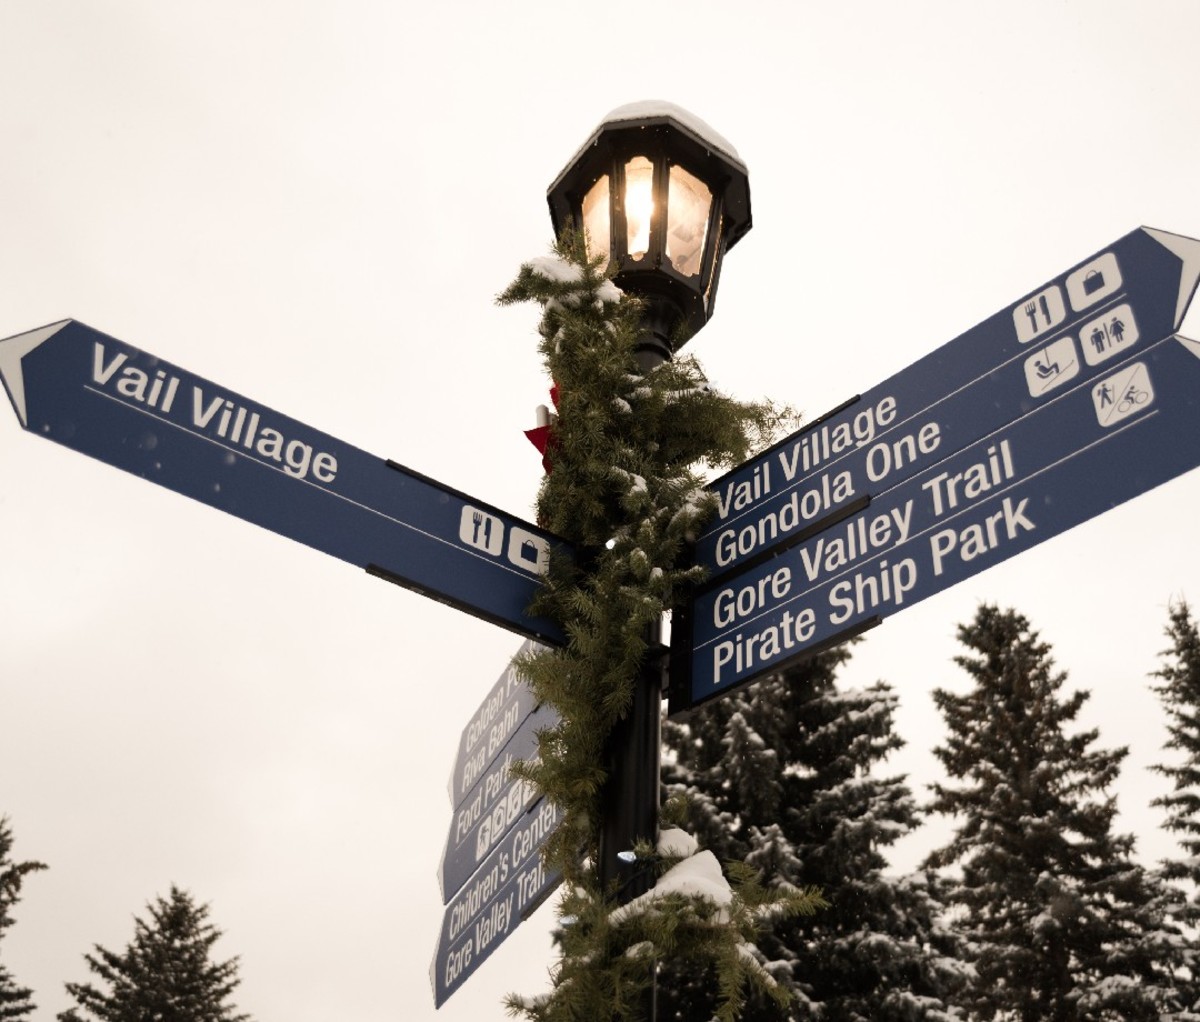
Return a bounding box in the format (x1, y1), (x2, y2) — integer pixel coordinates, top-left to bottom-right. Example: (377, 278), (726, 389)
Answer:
(1083, 270), (1105, 295)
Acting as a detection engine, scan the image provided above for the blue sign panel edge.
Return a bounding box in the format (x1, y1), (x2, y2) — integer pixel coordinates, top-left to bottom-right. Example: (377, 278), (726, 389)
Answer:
(695, 227), (1200, 577)
(431, 798), (563, 1007)
(0, 319), (571, 647)
(674, 332), (1200, 710)
(440, 702), (560, 903)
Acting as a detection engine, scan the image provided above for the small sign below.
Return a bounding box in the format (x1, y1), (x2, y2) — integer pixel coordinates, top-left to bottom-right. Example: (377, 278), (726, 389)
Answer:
(430, 798), (562, 1007)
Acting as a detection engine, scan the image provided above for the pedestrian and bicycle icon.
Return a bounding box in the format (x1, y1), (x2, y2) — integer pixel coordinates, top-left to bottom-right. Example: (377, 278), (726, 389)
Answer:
(1093, 361), (1154, 428)
(1118, 386), (1150, 413)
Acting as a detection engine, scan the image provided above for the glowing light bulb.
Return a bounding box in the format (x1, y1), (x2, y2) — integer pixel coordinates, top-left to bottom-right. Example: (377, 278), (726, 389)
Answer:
(582, 175), (611, 265)
(624, 156), (654, 259)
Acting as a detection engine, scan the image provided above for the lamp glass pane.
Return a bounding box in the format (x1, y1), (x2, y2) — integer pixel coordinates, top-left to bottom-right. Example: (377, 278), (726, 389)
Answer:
(666, 164), (711, 278)
(582, 175), (611, 265)
(623, 156), (654, 260)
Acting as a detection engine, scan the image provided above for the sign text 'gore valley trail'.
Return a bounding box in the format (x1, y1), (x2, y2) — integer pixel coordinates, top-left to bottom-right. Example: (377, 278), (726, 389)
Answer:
(695, 228), (1200, 581)
(672, 228), (1200, 713)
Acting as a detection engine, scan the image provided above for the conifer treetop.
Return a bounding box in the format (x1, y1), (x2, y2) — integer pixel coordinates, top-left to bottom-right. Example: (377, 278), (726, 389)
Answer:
(58, 886), (251, 1022)
(926, 604), (1182, 1020)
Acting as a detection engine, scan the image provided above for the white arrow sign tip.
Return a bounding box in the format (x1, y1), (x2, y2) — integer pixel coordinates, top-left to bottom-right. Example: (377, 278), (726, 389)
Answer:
(0, 320), (72, 427)
(1144, 228), (1200, 330)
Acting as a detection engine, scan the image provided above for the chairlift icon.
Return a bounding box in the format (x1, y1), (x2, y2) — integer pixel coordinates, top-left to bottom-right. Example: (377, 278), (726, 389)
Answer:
(1024, 337), (1079, 397)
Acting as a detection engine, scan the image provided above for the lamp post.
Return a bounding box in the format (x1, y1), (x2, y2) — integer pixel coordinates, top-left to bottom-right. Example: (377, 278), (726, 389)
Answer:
(548, 100), (752, 368)
(546, 102), (753, 919)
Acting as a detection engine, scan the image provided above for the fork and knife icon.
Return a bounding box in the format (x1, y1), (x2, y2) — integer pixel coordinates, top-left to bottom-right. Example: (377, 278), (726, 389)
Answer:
(1024, 294), (1053, 333)
(471, 509), (493, 548)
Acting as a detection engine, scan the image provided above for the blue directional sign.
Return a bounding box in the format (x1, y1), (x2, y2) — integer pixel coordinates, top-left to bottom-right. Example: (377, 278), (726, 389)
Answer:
(444, 646), (560, 903)
(440, 701), (559, 902)
(0, 320), (570, 645)
(431, 797), (562, 1007)
(675, 330), (1200, 711)
(694, 227), (1200, 581)
(448, 640), (546, 807)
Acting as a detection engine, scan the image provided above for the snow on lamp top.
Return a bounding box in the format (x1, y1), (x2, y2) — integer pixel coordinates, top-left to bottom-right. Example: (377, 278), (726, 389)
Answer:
(546, 101), (752, 352)
(595, 100), (744, 167)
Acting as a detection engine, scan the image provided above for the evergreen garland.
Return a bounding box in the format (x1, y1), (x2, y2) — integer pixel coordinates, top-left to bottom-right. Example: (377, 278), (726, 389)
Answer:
(498, 229), (819, 1021)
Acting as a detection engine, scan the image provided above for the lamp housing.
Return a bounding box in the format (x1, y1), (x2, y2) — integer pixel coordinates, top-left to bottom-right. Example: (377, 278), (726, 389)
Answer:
(547, 101), (751, 361)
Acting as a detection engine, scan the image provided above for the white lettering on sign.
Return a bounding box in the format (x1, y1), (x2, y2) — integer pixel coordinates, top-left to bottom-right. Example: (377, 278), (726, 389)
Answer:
(797, 501), (914, 584)
(713, 566), (793, 629)
(708, 404), (946, 572)
(928, 496), (1035, 575)
(516, 857), (550, 912)
(711, 396), (899, 528)
(191, 386), (338, 482)
(473, 890), (514, 954)
(711, 606), (817, 686)
(465, 667), (519, 753)
(89, 341), (339, 484)
(510, 800), (559, 869)
(93, 344), (181, 413)
(713, 471), (855, 568)
(714, 460), (773, 519)
(700, 439), (1034, 690)
(922, 440), (1016, 516)
(454, 785), (485, 845)
(774, 395), (898, 484)
(442, 937), (473, 986)
(828, 557), (918, 624)
(863, 421), (942, 483)
(448, 861), (501, 941)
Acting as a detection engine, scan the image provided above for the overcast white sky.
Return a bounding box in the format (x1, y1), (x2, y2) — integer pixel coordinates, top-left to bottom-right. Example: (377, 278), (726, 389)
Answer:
(4, 2), (1200, 1019)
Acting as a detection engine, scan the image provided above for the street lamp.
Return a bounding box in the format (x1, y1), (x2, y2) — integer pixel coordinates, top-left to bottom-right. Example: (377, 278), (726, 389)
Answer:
(545, 104), (754, 934)
(547, 100), (752, 366)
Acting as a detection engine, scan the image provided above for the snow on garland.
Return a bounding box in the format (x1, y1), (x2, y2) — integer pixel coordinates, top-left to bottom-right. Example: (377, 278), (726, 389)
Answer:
(497, 228), (815, 1022)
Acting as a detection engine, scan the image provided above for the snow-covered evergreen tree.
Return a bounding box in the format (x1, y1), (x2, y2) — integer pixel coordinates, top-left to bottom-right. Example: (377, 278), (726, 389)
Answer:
(0, 816), (45, 1022)
(927, 604), (1182, 1021)
(661, 644), (966, 1021)
(499, 229), (820, 1022)
(58, 886), (250, 1022)
(1150, 598), (1200, 1016)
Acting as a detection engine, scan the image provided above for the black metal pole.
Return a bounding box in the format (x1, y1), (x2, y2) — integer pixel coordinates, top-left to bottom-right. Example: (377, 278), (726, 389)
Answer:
(598, 618), (664, 903)
(594, 317), (678, 1021)
(597, 617), (662, 1022)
